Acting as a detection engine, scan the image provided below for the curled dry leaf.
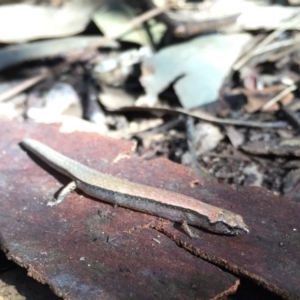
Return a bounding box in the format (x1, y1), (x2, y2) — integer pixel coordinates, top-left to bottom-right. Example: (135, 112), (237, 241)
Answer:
(225, 126), (244, 148)
(242, 164), (263, 187)
(0, 37), (119, 72)
(283, 168), (300, 194)
(138, 33), (251, 109)
(26, 82), (81, 121)
(242, 138), (300, 156)
(0, 0), (104, 43)
(193, 123), (224, 156)
(243, 85), (294, 113)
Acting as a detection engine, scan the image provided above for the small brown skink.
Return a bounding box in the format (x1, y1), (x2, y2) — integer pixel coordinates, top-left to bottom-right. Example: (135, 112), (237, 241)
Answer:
(21, 138), (249, 236)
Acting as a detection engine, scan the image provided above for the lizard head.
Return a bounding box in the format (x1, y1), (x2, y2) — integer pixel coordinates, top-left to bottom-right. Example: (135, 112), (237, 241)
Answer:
(212, 210), (249, 235)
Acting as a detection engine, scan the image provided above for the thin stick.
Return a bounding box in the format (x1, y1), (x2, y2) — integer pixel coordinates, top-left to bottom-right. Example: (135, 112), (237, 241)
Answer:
(262, 84), (296, 111)
(233, 13), (300, 70)
(112, 106), (288, 128)
(0, 73), (48, 103)
(251, 38), (300, 57)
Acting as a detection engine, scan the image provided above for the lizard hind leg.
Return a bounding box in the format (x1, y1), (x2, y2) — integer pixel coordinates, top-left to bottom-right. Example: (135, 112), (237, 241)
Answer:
(47, 181), (77, 206)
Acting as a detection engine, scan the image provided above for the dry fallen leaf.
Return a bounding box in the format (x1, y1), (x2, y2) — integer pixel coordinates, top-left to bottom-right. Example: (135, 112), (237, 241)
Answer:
(137, 33), (251, 109)
(0, 0), (103, 43)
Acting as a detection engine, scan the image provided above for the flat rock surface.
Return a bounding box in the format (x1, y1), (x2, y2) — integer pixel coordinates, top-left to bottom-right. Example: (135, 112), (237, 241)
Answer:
(0, 120), (239, 300)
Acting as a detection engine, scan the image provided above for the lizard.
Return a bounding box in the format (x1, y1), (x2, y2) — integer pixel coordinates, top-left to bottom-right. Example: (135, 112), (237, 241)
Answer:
(21, 138), (249, 236)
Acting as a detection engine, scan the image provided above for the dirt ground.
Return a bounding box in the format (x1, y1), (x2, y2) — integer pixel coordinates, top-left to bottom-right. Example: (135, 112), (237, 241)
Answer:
(0, 250), (60, 300)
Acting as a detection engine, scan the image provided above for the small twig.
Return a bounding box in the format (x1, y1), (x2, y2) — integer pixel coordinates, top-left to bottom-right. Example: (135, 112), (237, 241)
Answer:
(262, 84), (297, 111)
(113, 106), (288, 129)
(186, 116), (215, 182)
(152, 238), (161, 244)
(233, 13), (300, 70)
(202, 153), (250, 162)
(108, 6), (169, 42)
(0, 5), (169, 102)
(0, 72), (48, 103)
(268, 42), (300, 62)
(251, 38), (300, 57)
(137, 117), (183, 138)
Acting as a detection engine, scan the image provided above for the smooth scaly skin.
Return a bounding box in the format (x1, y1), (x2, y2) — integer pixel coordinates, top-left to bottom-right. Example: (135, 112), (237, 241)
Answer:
(21, 138), (249, 235)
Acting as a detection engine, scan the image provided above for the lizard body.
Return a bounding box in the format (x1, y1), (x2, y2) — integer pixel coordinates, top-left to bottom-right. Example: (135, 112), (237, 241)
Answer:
(21, 138), (249, 235)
